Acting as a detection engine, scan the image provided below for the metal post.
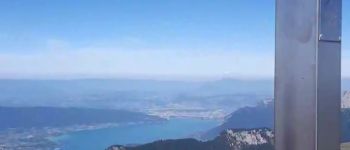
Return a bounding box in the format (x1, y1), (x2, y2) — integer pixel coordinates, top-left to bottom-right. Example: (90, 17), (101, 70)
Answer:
(275, 0), (342, 150)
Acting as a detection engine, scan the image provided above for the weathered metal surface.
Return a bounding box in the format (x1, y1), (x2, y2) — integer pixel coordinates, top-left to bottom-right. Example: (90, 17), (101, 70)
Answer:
(275, 0), (342, 149)
(317, 41), (341, 150)
(275, 0), (318, 149)
(319, 0), (342, 42)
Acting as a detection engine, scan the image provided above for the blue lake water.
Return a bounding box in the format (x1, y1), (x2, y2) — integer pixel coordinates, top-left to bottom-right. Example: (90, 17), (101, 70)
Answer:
(52, 118), (221, 150)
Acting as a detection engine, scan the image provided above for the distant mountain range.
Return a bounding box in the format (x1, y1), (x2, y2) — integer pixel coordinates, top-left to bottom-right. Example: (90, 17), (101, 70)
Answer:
(1, 79), (349, 112)
(203, 100), (273, 140)
(0, 106), (161, 130)
(107, 128), (274, 150)
(0, 79), (274, 119)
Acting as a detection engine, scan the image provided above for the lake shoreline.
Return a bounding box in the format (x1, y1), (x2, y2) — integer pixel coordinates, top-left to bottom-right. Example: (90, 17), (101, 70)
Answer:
(52, 118), (220, 150)
(0, 120), (165, 150)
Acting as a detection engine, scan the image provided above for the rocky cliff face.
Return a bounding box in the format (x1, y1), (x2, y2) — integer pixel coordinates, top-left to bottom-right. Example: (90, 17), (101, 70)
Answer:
(342, 91), (350, 108)
(217, 128), (274, 150)
(106, 128), (274, 150)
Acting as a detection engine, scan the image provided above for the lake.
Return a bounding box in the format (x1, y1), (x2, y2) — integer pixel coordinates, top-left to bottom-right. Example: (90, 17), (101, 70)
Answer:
(51, 118), (221, 150)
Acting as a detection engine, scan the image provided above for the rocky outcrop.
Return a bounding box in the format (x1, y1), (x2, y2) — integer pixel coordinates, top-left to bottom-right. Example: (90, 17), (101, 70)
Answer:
(342, 91), (350, 108)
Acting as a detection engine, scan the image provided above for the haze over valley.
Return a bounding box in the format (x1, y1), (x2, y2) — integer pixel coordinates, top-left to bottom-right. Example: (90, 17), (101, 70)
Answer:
(0, 78), (275, 150)
(1, 78), (350, 150)
(0, 79), (273, 119)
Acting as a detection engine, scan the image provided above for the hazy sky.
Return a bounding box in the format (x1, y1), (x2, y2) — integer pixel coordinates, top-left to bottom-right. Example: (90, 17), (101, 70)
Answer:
(0, 0), (349, 80)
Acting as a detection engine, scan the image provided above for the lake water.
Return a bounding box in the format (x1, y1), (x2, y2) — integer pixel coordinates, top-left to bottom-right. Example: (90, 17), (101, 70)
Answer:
(51, 118), (221, 150)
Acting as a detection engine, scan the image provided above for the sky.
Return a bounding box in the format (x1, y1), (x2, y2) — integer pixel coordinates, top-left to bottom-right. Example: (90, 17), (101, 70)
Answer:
(0, 0), (348, 80)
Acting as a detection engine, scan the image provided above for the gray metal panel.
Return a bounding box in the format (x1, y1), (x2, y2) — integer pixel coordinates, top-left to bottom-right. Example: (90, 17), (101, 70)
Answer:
(319, 0), (342, 42)
(276, 0), (342, 150)
(317, 1), (342, 149)
(275, 0), (318, 149)
(317, 41), (341, 150)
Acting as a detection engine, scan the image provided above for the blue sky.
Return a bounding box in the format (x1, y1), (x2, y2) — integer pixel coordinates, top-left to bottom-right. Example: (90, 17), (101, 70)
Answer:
(0, 0), (348, 80)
